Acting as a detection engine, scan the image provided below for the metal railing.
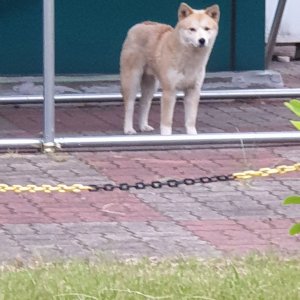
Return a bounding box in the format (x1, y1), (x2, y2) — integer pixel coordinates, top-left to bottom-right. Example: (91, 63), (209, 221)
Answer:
(1, 0), (300, 151)
(265, 0), (287, 67)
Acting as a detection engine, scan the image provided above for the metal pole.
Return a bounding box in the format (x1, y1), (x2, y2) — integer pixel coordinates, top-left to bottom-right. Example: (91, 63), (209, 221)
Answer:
(0, 138), (42, 148)
(1, 88), (300, 105)
(266, 0), (287, 67)
(55, 131), (300, 148)
(1, 132), (300, 149)
(43, 0), (56, 149)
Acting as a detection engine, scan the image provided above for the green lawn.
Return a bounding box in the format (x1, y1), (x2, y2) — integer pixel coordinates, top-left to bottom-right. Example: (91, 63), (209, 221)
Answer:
(0, 256), (299, 300)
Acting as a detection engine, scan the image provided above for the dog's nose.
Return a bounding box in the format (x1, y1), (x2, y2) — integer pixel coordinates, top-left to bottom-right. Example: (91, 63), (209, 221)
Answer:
(198, 38), (206, 47)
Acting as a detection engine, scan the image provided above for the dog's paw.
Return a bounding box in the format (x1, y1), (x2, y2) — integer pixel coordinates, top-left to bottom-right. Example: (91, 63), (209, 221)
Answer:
(186, 127), (198, 135)
(124, 128), (137, 135)
(160, 126), (172, 136)
(140, 124), (154, 132)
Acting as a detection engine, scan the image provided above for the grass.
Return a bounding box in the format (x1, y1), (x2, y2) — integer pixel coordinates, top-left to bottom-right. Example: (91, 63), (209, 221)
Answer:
(0, 256), (299, 300)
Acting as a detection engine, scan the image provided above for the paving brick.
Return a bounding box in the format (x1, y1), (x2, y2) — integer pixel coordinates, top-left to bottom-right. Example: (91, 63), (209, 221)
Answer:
(235, 219), (273, 230)
(16, 232), (69, 242)
(31, 223), (66, 235)
(0, 215), (53, 224)
(177, 184), (212, 194)
(190, 231), (231, 243)
(0, 248), (27, 262)
(182, 219), (238, 226)
(239, 191), (283, 205)
(3, 224), (36, 235)
(183, 223), (242, 232)
(92, 241), (151, 252)
(161, 211), (199, 221)
(208, 183), (238, 192)
(221, 208), (277, 218)
(7, 203), (40, 213)
(263, 218), (297, 230)
(220, 244), (275, 255)
(136, 194), (170, 203)
(253, 228), (294, 241)
(55, 244), (91, 258)
(116, 215), (168, 222)
(220, 238), (269, 246)
(237, 180), (292, 192)
(274, 239), (300, 252)
(161, 193), (198, 202)
(0, 236), (20, 247)
(76, 234), (109, 247)
(266, 204), (300, 218)
(121, 222), (155, 233)
(282, 180), (300, 191)
(66, 222), (119, 233)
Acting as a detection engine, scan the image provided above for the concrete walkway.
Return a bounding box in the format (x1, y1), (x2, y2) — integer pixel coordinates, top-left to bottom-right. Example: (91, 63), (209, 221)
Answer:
(0, 59), (299, 264)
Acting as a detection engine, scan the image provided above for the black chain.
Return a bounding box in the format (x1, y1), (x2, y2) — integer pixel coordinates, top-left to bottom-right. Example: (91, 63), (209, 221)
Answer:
(89, 174), (234, 192)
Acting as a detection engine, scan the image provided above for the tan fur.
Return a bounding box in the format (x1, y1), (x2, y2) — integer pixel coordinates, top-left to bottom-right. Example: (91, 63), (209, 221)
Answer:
(120, 3), (220, 135)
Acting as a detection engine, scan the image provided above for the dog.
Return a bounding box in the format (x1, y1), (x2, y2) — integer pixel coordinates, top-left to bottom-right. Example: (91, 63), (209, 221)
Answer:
(120, 2), (220, 135)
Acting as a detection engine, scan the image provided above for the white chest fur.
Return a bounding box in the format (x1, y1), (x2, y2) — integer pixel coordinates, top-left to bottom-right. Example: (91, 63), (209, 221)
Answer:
(167, 66), (204, 90)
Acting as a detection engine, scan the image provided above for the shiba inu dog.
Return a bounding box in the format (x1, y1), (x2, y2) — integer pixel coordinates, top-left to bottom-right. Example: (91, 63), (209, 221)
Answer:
(120, 3), (220, 135)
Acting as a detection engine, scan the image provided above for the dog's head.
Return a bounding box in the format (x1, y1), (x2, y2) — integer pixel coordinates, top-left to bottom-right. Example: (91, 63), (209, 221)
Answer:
(177, 3), (220, 49)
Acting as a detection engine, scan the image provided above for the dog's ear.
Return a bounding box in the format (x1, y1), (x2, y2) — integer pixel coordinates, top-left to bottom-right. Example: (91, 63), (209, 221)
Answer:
(178, 3), (193, 20)
(205, 4), (220, 23)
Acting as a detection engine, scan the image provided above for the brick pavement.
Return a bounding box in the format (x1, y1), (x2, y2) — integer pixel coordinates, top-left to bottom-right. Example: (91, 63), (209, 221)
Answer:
(0, 99), (297, 139)
(0, 145), (299, 263)
(0, 59), (299, 263)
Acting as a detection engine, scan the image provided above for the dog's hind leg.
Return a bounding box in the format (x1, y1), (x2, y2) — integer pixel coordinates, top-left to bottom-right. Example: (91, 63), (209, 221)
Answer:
(139, 74), (158, 132)
(121, 66), (143, 135)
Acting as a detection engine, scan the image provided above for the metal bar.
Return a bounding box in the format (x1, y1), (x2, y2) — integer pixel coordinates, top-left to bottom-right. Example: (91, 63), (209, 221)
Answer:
(266, 0), (287, 67)
(55, 132), (300, 148)
(0, 139), (42, 148)
(1, 88), (300, 105)
(43, 0), (55, 145)
(1, 132), (300, 149)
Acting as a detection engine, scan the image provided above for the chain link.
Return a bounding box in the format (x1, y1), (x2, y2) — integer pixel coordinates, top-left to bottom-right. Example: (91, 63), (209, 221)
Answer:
(233, 163), (300, 180)
(0, 183), (91, 193)
(88, 174), (237, 192)
(0, 163), (299, 193)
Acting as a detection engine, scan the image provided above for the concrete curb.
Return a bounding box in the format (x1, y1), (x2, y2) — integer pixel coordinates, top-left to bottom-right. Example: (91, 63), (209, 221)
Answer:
(0, 70), (283, 96)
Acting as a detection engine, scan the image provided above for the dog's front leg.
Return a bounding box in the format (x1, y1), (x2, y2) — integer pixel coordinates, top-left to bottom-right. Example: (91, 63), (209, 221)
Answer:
(160, 89), (177, 135)
(184, 88), (200, 135)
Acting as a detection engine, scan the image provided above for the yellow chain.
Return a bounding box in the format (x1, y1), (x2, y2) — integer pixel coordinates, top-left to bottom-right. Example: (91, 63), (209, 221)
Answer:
(233, 163), (300, 180)
(0, 183), (92, 193)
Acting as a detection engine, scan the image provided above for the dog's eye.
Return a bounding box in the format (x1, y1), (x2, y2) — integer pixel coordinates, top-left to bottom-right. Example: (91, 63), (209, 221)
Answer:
(204, 27), (210, 31)
(189, 28), (196, 32)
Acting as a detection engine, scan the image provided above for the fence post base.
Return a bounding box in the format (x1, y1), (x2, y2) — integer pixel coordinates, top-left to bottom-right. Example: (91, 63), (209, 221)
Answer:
(41, 142), (59, 153)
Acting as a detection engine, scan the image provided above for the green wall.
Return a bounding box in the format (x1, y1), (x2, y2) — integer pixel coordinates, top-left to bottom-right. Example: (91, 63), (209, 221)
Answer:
(0, 0), (265, 75)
